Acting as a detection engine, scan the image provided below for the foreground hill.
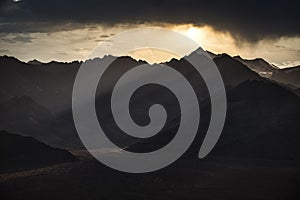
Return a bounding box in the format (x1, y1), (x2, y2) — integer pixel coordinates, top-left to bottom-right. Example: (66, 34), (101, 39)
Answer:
(0, 96), (82, 149)
(0, 130), (77, 173)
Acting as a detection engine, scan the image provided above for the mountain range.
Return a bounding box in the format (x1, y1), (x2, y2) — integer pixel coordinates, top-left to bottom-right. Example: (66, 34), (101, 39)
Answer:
(0, 49), (300, 160)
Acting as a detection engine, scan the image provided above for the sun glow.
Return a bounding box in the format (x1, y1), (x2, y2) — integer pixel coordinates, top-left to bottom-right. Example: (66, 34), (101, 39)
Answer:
(169, 24), (236, 53)
(124, 25), (300, 67)
(187, 27), (200, 39)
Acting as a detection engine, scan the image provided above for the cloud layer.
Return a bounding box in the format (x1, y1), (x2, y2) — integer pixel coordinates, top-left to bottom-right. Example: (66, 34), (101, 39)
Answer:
(0, 0), (299, 42)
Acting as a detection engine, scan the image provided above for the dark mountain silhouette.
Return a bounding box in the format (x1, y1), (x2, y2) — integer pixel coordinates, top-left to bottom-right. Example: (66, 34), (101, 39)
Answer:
(209, 80), (300, 160)
(0, 95), (82, 149)
(0, 50), (299, 158)
(0, 55), (80, 113)
(0, 52), (256, 149)
(0, 130), (77, 173)
(212, 53), (263, 87)
(27, 59), (44, 65)
(233, 55), (300, 89)
(234, 56), (278, 75)
(126, 79), (300, 160)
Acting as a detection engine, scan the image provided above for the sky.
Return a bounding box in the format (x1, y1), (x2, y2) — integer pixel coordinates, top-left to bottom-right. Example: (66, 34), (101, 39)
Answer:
(0, 0), (299, 68)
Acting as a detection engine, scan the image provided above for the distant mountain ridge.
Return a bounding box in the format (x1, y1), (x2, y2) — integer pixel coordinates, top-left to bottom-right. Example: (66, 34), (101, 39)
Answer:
(2, 51), (299, 90)
(206, 52), (300, 91)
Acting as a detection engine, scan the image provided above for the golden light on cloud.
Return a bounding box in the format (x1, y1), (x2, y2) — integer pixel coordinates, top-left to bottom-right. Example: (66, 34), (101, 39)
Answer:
(170, 24), (236, 54)
(168, 24), (300, 68)
(186, 27), (201, 39)
(120, 24), (237, 64)
(0, 23), (299, 68)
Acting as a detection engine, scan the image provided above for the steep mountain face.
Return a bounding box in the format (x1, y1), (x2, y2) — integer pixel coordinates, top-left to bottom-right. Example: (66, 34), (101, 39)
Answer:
(0, 130), (77, 173)
(213, 54), (263, 87)
(209, 80), (300, 160)
(234, 56), (276, 78)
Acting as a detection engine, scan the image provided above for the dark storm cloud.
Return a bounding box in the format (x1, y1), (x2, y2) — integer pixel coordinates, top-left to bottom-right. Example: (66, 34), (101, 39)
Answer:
(0, 0), (299, 42)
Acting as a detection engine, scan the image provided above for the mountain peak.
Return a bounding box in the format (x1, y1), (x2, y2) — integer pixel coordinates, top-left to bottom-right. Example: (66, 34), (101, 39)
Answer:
(28, 59), (43, 65)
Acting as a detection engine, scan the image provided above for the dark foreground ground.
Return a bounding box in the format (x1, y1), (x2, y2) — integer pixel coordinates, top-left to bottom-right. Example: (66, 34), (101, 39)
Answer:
(1, 151), (300, 200)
